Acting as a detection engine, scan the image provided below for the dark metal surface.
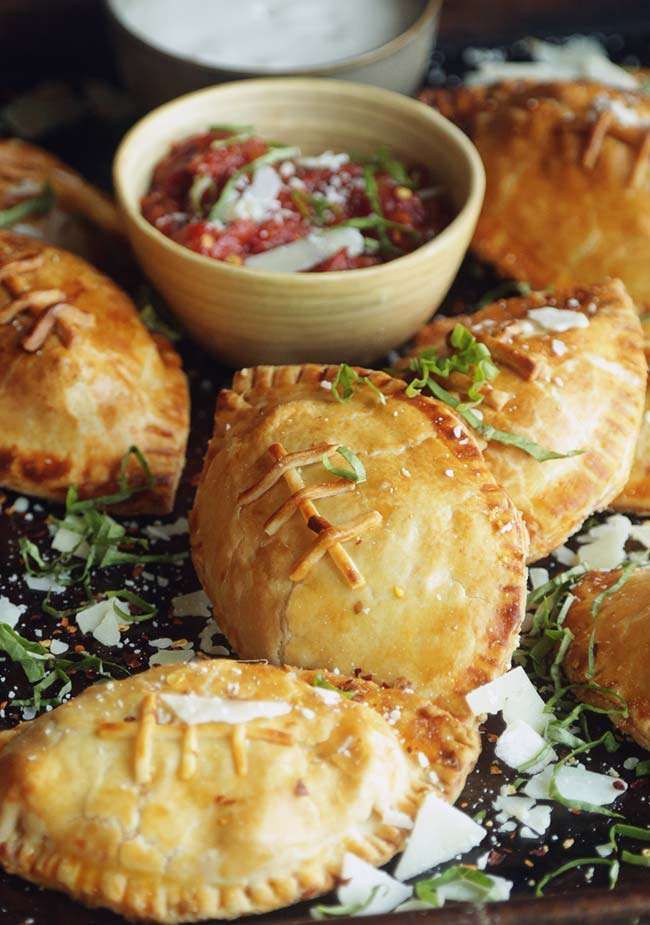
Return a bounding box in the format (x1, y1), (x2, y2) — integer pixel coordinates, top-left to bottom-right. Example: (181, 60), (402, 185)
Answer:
(0, 28), (649, 925)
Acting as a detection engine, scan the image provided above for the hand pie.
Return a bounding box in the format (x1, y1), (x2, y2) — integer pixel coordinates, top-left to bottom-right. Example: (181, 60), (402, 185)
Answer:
(0, 138), (124, 270)
(564, 566), (650, 750)
(421, 81), (650, 310)
(409, 280), (646, 562)
(190, 364), (528, 719)
(0, 230), (189, 513)
(613, 315), (650, 512)
(0, 659), (479, 922)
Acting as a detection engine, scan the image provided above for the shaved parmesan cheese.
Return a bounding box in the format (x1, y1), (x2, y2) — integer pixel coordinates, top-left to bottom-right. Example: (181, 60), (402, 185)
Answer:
(526, 307), (590, 333)
(245, 227), (364, 273)
(529, 567), (549, 589)
(49, 639), (69, 655)
(76, 598), (127, 647)
(465, 36), (638, 89)
(494, 788), (552, 836)
(394, 793), (486, 881)
(160, 693), (291, 725)
(198, 619), (228, 656)
(327, 854), (411, 917)
(25, 574), (66, 594)
(171, 590), (212, 618)
(149, 648), (194, 667)
(382, 808), (414, 830)
(495, 719), (556, 773)
(51, 526), (89, 557)
(0, 596), (26, 629)
(525, 763), (627, 806)
(551, 544), (577, 566)
(149, 637), (173, 649)
(576, 514), (631, 571)
(145, 517), (189, 541)
(222, 164), (283, 223)
(439, 874), (512, 905)
(466, 667), (547, 733)
(630, 522), (650, 548)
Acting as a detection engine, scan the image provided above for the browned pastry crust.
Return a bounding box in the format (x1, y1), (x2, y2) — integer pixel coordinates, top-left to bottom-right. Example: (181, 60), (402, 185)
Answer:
(191, 364), (528, 719)
(0, 230), (189, 513)
(410, 280), (646, 562)
(613, 315), (650, 512)
(0, 660), (480, 922)
(564, 567), (650, 751)
(420, 81), (650, 310)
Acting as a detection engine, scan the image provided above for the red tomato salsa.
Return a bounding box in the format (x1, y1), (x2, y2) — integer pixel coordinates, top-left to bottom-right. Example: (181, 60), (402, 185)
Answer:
(141, 126), (453, 272)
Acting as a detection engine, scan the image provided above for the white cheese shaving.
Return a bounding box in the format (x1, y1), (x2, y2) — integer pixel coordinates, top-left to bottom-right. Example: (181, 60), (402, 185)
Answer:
(551, 544), (577, 566)
(630, 522), (650, 548)
(49, 639), (69, 655)
(526, 306), (590, 334)
(0, 596), (26, 629)
(493, 787), (552, 836)
(382, 808), (414, 830)
(149, 648), (194, 667)
(25, 574), (66, 594)
(221, 164), (283, 223)
(394, 793), (486, 881)
(198, 619), (228, 656)
(494, 719), (556, 773)
(523, 763), (626, 806)
(245, 227), (364, 273)
(171, 589), (212, 618)
(465, 666), (547, 733)
(160, 693), (292, 725)
(144, 517), (189, 541)
(321, 853), (411, 918)
(576, 514), (631, 571)
(465, 36), (639, 89)
(76, 598), (128, 647)
(51, 525), (89, 557)
(528, 567), (549, 589)
(298, 151), (350, 170)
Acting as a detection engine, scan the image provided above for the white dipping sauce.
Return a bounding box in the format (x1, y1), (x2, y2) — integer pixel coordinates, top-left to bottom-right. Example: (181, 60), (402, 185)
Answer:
(111, 0), (424, 71)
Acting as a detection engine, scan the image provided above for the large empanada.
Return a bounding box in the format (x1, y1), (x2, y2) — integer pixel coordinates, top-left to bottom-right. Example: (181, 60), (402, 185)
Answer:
(410, 280), (646, 562)
(190, 364), (528, 719)
(0, 230), (188, 513)
(421, 81), (650, 310)
(0, 138), (124, 269)
(613, 315), (650, 512)
(564, 566), (650, 750)
(0, 659), (479, 922)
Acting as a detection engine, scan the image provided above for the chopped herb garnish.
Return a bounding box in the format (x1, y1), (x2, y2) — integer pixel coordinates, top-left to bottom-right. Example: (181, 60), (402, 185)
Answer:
(209, 123), (254, 134)
(0, 182), (55, 229)
(330, 364), (387, 406)
(311, 675), (356, 699)
(535, 857), (619, 897)
(311, 885), (382, 919)
(188, 173), (215, 213)
(321, 446), (366, 484)
(415, 865), (504, 907)
(138, 289), (182, 342)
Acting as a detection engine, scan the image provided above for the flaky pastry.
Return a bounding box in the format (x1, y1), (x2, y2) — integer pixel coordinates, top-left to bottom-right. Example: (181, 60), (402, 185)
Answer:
(0, 659), (479, 922)
(421, 81), (650, 310)
(410, 280), (646, 562)
(564, 566), (650, 751)
(613, 315), (650, 512)
(0, 230), (189, 513)
(190, 364), (528, 719)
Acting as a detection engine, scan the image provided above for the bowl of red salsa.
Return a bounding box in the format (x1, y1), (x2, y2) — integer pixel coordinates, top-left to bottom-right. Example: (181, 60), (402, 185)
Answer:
(114, 78), (485, 366)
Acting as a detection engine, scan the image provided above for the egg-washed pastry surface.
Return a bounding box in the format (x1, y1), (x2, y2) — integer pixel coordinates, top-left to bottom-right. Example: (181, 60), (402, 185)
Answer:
(191, 364), (528, 720)
(564, 566), (650, 751)
(0, 660), (479, 923)
(0, 138), (124, 269)
(410, 280), (646, 562)
(0, 230), (189, 513)
(421, 81), (650, 310)
(613, 314), (650, 512)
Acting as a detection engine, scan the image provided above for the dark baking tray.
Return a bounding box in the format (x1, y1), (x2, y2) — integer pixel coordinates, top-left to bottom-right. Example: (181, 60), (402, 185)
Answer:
(0, 28), (649, 925)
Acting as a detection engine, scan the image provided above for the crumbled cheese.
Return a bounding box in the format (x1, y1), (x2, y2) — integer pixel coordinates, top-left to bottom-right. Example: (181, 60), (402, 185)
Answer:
(394, 793), (486, 881)
(171, 590), (212, 618)
(245, 227), (364, 273)
(465, 666), (547, 733)
(493, 787), (552, 836)
(0, 596), (26, 629)
(298, 151), (349, 170)
(526, 306), (590, 334)
(551, 338), (568, 356)
(221, 164), (283, 223)
(160, 693), (291, 725)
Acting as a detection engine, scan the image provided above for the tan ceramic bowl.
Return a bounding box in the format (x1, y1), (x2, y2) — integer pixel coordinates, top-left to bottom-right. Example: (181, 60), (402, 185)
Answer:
(113, 78), (485, 367)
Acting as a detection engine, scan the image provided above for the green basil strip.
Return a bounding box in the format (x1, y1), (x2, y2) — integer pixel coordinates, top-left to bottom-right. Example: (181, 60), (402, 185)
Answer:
(209, 145), (299, 222)
(535, 857), (618, 897)
(321, 446), (366, 484)
(0, 182), (55, 229)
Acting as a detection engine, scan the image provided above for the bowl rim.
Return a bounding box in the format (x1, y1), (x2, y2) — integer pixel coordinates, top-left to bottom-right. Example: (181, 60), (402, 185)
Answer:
(104, 0), (442, 78)
(113, 77), (486, 284)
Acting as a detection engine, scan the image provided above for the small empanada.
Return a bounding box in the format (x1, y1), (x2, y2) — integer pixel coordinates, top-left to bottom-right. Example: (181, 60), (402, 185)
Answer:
(0, 138), (124, 269)
(421, 81), (650, 310)
(410, 280), (646, 562)
(564, 566), (650, 750)
(191, 364), (528, 719)
(0, 230), (189, 513)
(0, 660), (480, 922)
(612, 315), (650, 512)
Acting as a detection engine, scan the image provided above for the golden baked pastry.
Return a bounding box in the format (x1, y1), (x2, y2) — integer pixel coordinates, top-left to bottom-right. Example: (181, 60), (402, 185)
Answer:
(0, 138), (125, 270)
(190, 364), (528, 718)
(0, 230), (188, 513)
(564, 566), (650, 750)
(0, 659), (479, 922)
(613, 315), (650, 512)
(421, 81), (650, 310)
(410, 280), (646, 562)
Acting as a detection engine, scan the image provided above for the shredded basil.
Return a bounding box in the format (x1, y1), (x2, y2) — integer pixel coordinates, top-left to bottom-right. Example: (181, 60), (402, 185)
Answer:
(311, 675), (357, 699)
(321, 446), (366, 484)
(330, 364), (386, 406)
(311, 885), (382, 919)
(0, 182), (55, 229)
(188, 174), (215, 214)
(535, 857), (619, 897)
(415, 865), (501, 907)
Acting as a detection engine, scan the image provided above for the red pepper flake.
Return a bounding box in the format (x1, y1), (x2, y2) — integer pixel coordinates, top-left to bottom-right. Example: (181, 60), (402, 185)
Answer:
(294, 780), (309, 797)
(490, 764), (503, 776)
(612, 779), (626, 791)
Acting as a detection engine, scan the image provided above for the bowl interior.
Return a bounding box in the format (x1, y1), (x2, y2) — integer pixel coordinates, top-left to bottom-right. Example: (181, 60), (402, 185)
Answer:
(116, 78), (480, 256)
